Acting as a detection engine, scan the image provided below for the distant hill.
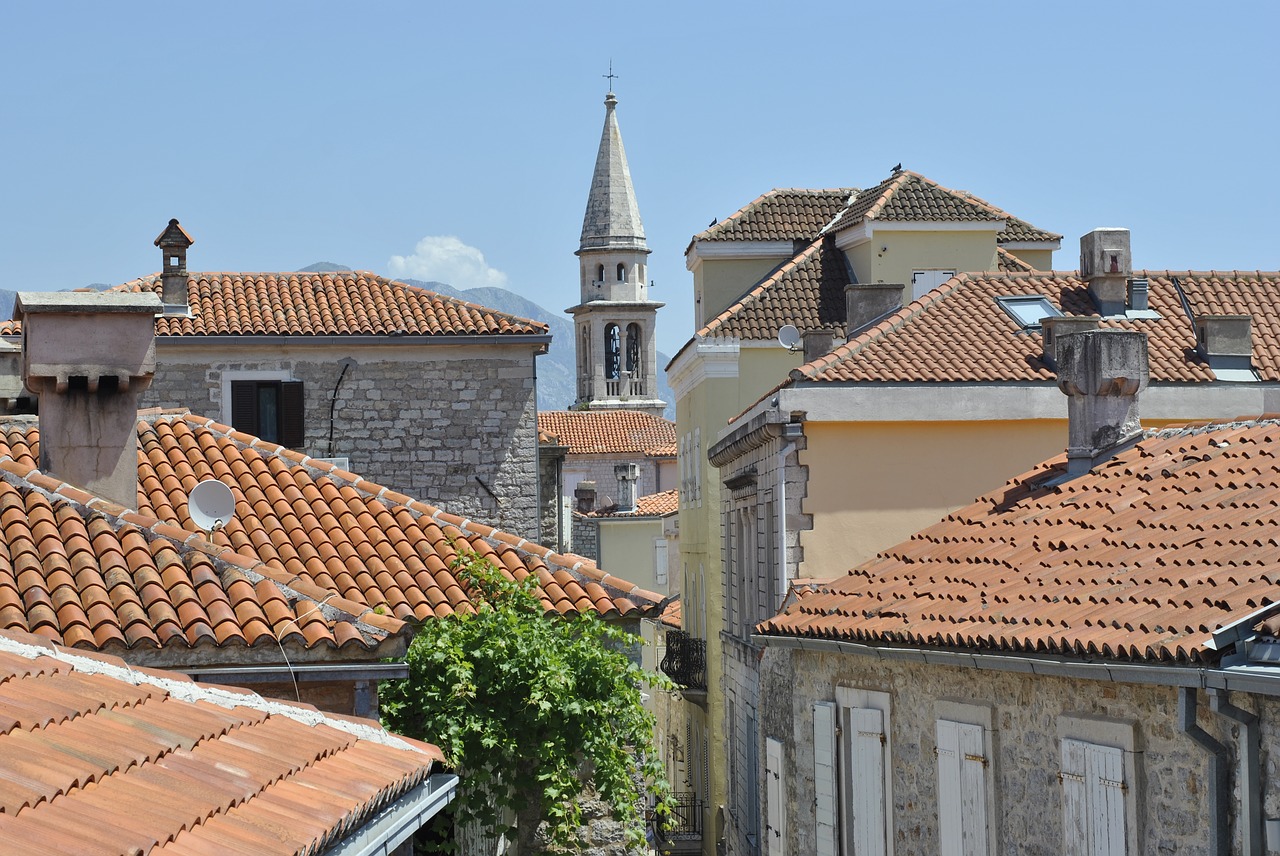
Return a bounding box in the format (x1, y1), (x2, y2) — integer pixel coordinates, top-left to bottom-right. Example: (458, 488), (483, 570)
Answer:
(296, 262), (353, 273)
(401, 278), (675, 419)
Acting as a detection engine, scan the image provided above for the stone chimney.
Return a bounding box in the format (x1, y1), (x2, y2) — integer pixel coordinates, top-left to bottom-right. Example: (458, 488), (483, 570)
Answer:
(802, 329), (836, 363)
(1056, 329), (1148, 476)
(16, 291), (162, 508)
(845, 283), (904, 339)
(154, 218), (194, 310)
(614, 463), (640, 513)
(1079, 228), (1131, 316)
(1195, 315), (1253, 371)
(1041, 316), (1100, 369)
(574, 480), (597, 513)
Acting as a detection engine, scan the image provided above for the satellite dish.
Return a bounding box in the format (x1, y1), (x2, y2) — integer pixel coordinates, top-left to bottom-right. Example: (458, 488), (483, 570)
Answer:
(187, 479), (236, 533)
(778, 324), (801, 351)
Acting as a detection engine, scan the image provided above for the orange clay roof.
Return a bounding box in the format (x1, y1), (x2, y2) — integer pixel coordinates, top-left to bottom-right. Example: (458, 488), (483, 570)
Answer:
(537, 410), (677, 457)
(997, 246), (1035, 272)
(0, 627), (445, 855)
(586, 489), (679, 519)
(759, 418), (1280, 664)
(131, 413), (663, 621)
(791, 270), (1280, 384)
(0, 271), (548, 338)
(0, 420), (402, 664)
(692, 188), (857, 243)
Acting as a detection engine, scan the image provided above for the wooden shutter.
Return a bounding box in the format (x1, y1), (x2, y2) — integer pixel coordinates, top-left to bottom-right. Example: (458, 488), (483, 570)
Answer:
(1062, 738), (1127, 856)
(230, 380), (259, 435)
(843, 706), (887, 856)
(765, 737), (785, 856)
(654, 538), (668, 586)
(1061, 739), (1090, 856)
(812, 703), (838, 856)
(279, 381), (305, 448)
(938, 720), (988, 856)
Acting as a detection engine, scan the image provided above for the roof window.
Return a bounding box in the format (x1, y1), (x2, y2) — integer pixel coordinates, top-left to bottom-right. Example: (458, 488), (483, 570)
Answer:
(996, 295), (1062, 330)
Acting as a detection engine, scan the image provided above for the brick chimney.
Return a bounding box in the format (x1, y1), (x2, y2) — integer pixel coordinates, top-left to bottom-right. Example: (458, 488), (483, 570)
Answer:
(614, 463), (640, 513)
(845, 283), (903, 339)
(154, 218), (194, 311)
(16, 291), (162, 508)
(1056, 329), (1148, 476)
(1079, 228), (1131, 316)
(574, 480), (597, 513)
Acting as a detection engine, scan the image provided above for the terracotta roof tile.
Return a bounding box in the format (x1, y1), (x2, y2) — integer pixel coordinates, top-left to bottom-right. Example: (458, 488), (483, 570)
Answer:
(693, 188), (856, 243)
(997, 246), (1036, 272)
(0, 272), (547, 338)
(0, 628), (445, 855)
(760, 418), (1280, 663)
(586, 489), (679, 519)
(791, 270), (1280, 384)
(537, 410), (676, 457)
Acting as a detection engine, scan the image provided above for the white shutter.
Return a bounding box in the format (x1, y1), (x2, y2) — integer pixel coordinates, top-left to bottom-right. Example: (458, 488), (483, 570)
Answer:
(813, 702), (838, 856)
(1061, 738), (1089, 856)
(654, 538), (668, 586)
(1087, 743), (1126, 855)
(957, 722), (988, 856)
(766, 737), (785, 856)
(936, 720), (963, 856)
(846, 706), (887, 856)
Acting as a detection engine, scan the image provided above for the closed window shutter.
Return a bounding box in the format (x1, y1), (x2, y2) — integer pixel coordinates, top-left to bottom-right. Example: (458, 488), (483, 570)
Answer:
(1061, 739), (1089, 856)
(812, 703), (838, 856)
(1062, 738), (1127, 856)
(765, 737), (785, 856)
(654, 538), (668, 586)
(230, 380), (258, 434)
(279, 381), (305, 448)
(938, 719), (988, 856)
(936, 720), (963, 856)
(843, 706), (887, 856)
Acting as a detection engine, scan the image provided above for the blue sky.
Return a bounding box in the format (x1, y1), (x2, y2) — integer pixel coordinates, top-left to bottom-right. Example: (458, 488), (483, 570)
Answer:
(0, 1), (1275, 356)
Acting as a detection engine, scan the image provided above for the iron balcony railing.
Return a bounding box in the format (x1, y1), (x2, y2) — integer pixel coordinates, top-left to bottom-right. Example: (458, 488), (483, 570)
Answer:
(660, 630), (707, 690)
(655, 792), (703, 851)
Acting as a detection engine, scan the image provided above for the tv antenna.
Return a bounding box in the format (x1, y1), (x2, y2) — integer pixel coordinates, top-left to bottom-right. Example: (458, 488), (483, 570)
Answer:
(187, 479), (236, 534)
(778, 324), (801, 351)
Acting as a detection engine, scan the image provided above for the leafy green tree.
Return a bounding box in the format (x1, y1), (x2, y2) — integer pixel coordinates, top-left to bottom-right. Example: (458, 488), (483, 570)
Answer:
(381, 548), (672, 853)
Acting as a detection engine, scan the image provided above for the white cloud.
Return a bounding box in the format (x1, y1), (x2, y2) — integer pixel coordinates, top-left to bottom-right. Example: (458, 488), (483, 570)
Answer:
(388, 236), (509, 289)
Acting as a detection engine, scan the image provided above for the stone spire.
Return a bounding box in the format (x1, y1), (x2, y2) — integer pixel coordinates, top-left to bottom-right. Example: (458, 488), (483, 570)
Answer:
(580, 91), (648, 253)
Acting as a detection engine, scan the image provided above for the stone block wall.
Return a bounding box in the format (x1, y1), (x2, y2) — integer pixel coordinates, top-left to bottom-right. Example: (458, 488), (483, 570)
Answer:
(563, 454), (667, 510)
(141, 343), (540, 539)
(761, 646), (1242, 856)
(571, 514), (599, 561)
(537, 446), (566, 550)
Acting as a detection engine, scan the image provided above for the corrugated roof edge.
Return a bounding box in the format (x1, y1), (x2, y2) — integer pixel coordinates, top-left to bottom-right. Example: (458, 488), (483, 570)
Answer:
(180, 414), (670, 619)
(0, 453), (412, 649)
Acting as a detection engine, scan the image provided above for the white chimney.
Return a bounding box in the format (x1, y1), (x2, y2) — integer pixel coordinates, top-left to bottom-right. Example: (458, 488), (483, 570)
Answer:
(614, 463), (640, 513)
(1079, 228), (1131, 316)
(1056, 329), (1148, 476)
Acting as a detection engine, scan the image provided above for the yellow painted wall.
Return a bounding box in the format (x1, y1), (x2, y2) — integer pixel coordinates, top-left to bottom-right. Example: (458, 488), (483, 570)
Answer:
(851, 230), (1001, 289)
(694, 257), (789, 326)
(1006, 247), (1056, 271)
(798, 419), (1068, 579)
(598, 517), (665, 593)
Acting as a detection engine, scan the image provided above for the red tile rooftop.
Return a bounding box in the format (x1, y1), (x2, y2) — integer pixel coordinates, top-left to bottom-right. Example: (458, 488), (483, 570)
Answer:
(0, 627), (446, 856)
(537, 410), (677, 457)
(759, 418), (1280, 664)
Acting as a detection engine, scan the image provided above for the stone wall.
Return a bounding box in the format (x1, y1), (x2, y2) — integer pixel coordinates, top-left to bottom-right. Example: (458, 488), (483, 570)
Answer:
(538, 446), (566, 550)
(563, 454), (667, 511)
(570, 514), (598, 561)
(141, 342), (540, 539)
(761, 646), (1247, 856)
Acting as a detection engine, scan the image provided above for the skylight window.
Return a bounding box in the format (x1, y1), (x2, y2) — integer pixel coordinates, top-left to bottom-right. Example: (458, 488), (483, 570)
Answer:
(996, 295), (1062, 330)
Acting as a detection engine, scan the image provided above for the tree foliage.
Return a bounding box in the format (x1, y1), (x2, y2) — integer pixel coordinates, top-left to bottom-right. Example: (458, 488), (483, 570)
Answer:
(381, 548), (672, 852)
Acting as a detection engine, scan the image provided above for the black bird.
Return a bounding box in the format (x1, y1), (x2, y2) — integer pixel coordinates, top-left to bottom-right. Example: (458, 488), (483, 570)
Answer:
(709, 218), (718, 226)
(892, 163), (902, 173)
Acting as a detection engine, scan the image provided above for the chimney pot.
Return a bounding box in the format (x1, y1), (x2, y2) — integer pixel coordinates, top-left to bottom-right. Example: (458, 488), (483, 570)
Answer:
(154, 218), (194, 311)
(1056, 329), (1149, 476)
(574, 480), (597, 513)
(16, 291), (161, 508)
(1079, 228), (1132, 316)
(844, 283), (904, 339)
(614, 463), (641, 513)
(802, 329), (836, 363)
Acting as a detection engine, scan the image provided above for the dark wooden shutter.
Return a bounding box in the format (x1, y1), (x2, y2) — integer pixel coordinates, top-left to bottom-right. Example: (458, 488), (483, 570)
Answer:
(230, 381), (258, 434)
(279, 381), (305, 448)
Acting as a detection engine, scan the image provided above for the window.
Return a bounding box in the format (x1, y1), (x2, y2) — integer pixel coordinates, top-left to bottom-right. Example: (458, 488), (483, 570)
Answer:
(230, 379), (304, 447)
(596, 263), (605, 283)
(912, 269), (956, 300)
(816, 689), (893, 856)
(936, 718), (989, 856)
(617, 262), (626, 282)
(996, 295), (1063, 330)
(1058, 717), (1137, 855)
(625, 323), (642, 376)
(605, 324), (621, 379)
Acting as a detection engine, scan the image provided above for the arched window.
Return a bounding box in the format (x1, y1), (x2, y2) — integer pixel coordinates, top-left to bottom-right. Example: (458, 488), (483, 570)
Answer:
(596, 264), (605, 284)
(604, 324), (621, 379)
(579, 326), (591, 399)
(626, 323), (642, 377)
(617, 263), (626, 282)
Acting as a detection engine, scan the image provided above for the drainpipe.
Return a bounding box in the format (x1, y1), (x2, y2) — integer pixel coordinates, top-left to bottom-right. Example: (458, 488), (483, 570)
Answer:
(775, 423), (802, 610)
(1178, 687), (1231, 855)
(1209, 688), (1262, 856)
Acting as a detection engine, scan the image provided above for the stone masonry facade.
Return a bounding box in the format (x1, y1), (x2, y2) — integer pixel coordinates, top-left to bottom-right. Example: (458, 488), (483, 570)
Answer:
(564, 454), (671, 511)
(141, 344), (540, 539)
(760, 645), (1262, 856)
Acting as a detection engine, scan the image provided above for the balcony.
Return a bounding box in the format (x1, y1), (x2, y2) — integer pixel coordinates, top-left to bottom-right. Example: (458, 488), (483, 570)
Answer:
(660, 630), (706, 692)
(654, 792), (703, 855)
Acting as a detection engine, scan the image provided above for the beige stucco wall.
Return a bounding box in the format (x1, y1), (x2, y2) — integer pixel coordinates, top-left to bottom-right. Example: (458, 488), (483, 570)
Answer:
(599, 516), (666, 594)
(1006, 247), (1056, 271)
(693, 257), (790, 327)
(798, 419), (1068, 577)
(844, 230), (1000, 296)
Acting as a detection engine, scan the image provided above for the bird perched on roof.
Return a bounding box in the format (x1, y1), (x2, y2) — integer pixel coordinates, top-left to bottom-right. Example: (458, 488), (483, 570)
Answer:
(892, 163), (902, 173)
(709, 217), (718, 226)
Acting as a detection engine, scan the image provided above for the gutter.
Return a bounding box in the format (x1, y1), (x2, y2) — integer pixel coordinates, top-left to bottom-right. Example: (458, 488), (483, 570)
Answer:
(1209, 689), (1262, 856)
(183, 661), (409, 685)
(155, 333), (552, 348)
(323, 772), (460, 856)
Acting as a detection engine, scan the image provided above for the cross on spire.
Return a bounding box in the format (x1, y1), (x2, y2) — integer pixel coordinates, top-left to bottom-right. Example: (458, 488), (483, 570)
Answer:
(603, 60), (619, 91)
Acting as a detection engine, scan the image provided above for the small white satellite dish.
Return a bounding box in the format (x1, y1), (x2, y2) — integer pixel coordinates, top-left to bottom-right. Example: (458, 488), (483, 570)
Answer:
(187, 479), (236, 533)
(778, 324), (801, 351)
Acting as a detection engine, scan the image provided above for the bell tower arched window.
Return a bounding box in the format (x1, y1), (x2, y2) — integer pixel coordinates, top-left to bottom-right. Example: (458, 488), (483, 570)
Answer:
(617, 263), (626, 282)
(596, 264), (605, 284)
(626, 323), (642, 377)
(604, 324), (621, 379)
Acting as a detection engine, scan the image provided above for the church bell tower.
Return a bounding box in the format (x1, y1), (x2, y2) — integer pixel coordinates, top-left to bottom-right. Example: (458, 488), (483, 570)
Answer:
(567, 87), (666, 417)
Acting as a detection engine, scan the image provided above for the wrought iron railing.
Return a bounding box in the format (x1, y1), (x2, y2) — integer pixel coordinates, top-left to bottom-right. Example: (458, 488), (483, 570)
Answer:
(656, 792), (703, 844)
(660, 630), (707, 690)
